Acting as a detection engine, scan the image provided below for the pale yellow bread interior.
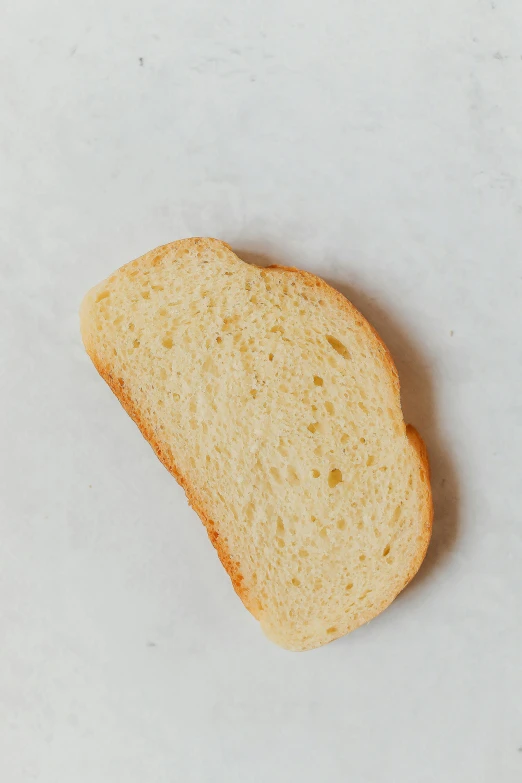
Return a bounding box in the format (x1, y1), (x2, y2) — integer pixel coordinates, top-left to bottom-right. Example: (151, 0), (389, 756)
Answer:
(80, 238), (432, 651)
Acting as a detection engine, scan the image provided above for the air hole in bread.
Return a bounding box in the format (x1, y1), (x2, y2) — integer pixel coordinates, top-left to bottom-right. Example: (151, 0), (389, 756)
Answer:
(328, 469), (342, 488)
(313, 375), (323, 386)
(326, 335), (351, 360)
(162, 336), (173, 349)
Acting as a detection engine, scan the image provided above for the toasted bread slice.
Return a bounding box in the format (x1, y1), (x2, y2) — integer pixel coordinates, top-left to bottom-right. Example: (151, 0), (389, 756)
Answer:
(80, 238), (432, 650)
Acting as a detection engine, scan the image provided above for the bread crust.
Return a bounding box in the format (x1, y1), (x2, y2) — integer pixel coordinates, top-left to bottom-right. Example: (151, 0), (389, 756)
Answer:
(81, 237), (433, 647)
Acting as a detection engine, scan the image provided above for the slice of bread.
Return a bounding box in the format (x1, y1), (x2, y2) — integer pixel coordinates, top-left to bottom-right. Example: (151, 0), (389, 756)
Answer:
(81, 238), (432, 651)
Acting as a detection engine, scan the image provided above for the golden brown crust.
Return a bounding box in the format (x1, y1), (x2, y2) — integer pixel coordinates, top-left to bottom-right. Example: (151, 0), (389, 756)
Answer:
(403, 424), (434, 585)
(81, 237), (433, 644)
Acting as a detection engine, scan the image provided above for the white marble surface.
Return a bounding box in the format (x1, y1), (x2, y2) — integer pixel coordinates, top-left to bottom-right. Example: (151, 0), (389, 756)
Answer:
(2, 2), (522, 781)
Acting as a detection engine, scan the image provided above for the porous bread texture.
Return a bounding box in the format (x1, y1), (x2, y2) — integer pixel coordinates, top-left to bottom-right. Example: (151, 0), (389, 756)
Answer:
(81, 238), (432, 651)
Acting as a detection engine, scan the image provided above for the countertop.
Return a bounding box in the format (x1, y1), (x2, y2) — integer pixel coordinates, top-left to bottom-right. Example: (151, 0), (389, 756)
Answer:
(1, 2), (521, 781)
